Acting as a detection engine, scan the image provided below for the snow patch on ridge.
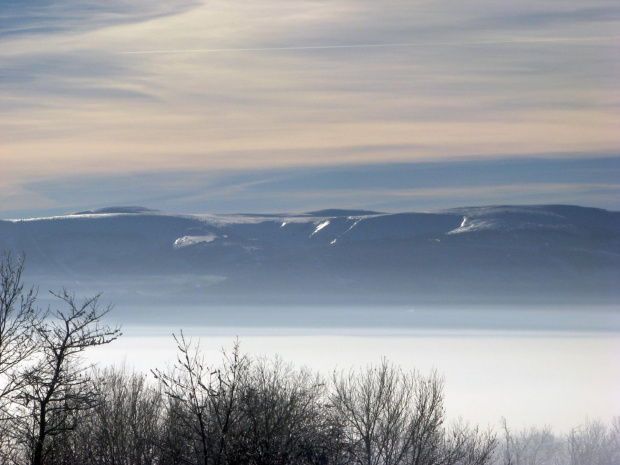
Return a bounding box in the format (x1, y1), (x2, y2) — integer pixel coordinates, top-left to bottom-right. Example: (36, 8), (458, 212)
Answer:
(327, 217), (363, 245)
(448, 218), (496, 234)
(310, 220), (330, 237)
(173, 235), (217, 249)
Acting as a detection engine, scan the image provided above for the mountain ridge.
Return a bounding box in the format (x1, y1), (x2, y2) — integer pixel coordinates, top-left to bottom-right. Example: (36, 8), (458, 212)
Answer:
(2, 204), (618, 306)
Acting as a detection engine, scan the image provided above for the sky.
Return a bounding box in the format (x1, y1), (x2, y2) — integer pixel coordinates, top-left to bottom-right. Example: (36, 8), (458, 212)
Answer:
(1, 0), (619, 218)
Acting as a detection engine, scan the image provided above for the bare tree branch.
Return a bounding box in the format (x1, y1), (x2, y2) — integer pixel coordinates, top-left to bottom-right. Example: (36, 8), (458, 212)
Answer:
(14, 289), (120, 465)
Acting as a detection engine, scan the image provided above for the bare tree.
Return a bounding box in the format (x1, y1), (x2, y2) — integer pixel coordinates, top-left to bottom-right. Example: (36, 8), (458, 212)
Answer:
(236, 356), (328, 465)
(154, 332), (213, 465)
(71, 364), (164, 464)
(15, 289), (121, 465)
(441, 420), (497, 465)
(154, 334), (250, 465)
(156, 337), (347, 465)
(0, 254), (42, 408)
(496, 417), (620, 465)
(404, 369), (445, 465)
(567, 418), (620, 465)
(330, 359), (446, 465)
(498, 419), (562, 465)
(0, 254), (44, 464)
(330, 360), (495, 465)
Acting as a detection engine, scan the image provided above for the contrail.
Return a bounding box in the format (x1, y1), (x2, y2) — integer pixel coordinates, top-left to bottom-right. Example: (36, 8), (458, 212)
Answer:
(120, 36), (619, 54)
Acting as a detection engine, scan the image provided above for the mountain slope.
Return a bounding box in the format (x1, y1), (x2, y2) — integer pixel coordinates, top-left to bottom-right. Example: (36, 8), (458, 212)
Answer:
(1, 205), (618, 305)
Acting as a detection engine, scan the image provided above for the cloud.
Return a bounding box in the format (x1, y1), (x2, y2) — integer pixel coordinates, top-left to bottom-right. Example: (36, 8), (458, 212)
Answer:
(1, 0), (619, 216)
(3, 156), (617, 218)
(120, 36), (617, 55)
(0, 0), (200, 38)
(479, 5), (620, 29)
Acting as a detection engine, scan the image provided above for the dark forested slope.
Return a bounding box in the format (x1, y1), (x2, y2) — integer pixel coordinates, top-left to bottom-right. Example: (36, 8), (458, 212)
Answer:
(1, 205), (618, 305)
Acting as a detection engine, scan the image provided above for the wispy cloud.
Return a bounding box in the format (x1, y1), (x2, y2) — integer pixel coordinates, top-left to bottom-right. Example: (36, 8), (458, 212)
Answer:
(119, 36), (619, 54)
(1, 0), (619, 216)
(0, 0), (199, 38)
(3, 157), (617, 218)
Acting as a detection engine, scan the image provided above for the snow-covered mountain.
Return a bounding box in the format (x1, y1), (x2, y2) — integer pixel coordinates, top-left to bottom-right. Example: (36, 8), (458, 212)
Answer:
(1, 205), (618, 305)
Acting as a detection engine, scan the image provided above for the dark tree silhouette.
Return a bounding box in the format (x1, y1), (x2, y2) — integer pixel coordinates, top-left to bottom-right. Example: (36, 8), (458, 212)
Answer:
(0, 254), (44, 462)
(16, 290), (120, 465)
(0, 254), (42, 407)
